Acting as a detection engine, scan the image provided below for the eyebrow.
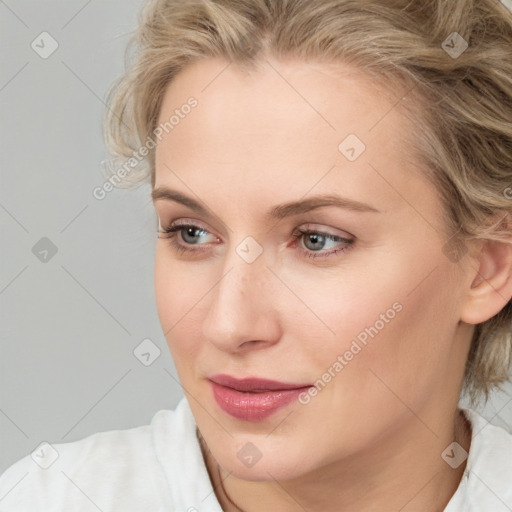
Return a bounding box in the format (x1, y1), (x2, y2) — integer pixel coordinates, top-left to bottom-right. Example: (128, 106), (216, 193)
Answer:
(151, 187), (380, 221)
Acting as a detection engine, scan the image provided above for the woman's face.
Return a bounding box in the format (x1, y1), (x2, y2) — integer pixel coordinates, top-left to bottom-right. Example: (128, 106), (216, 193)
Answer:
(153, 57), (475, 481)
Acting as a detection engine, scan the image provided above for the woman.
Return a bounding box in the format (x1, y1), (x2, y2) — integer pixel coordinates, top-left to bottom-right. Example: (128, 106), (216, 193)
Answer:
(1, 0), (512, 510)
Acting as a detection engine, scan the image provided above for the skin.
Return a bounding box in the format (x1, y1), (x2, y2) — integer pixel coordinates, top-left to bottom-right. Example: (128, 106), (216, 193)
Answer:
(152, 56), (512, 512)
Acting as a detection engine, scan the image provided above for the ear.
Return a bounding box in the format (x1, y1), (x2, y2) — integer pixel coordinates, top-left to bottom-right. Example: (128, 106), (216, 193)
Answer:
(460, 237), (512, 325)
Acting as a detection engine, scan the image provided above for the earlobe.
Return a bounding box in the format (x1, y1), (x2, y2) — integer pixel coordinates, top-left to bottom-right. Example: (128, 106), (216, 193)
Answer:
(460, 238), (512, 325)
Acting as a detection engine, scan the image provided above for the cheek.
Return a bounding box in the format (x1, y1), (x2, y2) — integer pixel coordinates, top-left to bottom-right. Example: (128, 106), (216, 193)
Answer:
(154, 249), (177, 330)
(154, 248), (206, 330)
(334, 270), (461, 412)
(290, 255), (461, 393)
(278, 265), (403, 354)
(154, 248), (212, 373)
(283, 264), (462, 454)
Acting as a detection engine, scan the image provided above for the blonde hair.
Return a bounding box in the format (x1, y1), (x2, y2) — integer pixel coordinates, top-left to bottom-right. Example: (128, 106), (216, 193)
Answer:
(103, 0), (512, 404)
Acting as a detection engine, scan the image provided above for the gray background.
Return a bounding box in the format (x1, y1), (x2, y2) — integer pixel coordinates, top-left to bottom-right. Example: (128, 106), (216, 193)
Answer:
(1, 0), (512, 475)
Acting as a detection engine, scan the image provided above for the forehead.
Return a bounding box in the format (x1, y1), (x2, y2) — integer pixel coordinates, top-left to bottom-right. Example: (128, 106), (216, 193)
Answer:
(153, 57), (439, 230)
(157, 56), (407, 142)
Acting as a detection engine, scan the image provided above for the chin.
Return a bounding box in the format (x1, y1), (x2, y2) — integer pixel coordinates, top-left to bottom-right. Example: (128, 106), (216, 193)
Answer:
(214, 440), (313, 482)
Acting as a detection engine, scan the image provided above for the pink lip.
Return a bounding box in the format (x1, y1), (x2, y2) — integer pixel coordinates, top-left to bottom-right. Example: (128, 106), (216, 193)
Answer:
(208, 374), (313, 421)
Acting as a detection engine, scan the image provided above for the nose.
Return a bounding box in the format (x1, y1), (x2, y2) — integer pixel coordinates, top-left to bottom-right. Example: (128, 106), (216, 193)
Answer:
(201, 245), (281, 353)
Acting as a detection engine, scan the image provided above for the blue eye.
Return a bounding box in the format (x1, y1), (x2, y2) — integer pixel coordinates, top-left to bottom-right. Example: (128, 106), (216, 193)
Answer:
(291, 229), (354, 259)
(158, 222), (216, 255)
(158, 222), (354, 259)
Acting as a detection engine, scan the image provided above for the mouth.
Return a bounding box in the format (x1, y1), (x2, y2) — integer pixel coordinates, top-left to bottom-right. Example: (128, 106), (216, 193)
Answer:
(208, 374), (313, 421)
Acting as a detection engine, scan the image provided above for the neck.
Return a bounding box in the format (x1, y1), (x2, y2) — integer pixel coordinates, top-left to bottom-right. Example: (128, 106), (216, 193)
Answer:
(199, 407), (472, 512)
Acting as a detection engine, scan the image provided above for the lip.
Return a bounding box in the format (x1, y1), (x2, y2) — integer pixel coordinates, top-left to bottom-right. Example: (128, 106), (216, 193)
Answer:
(208, 374), (313, 421)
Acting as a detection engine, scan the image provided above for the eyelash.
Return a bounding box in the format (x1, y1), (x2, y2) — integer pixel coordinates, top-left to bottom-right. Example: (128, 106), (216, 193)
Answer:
(157, 221), (354, 260)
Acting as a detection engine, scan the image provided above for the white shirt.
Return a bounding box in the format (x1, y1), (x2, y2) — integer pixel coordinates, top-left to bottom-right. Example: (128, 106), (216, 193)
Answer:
(0, 397), (511, 511)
